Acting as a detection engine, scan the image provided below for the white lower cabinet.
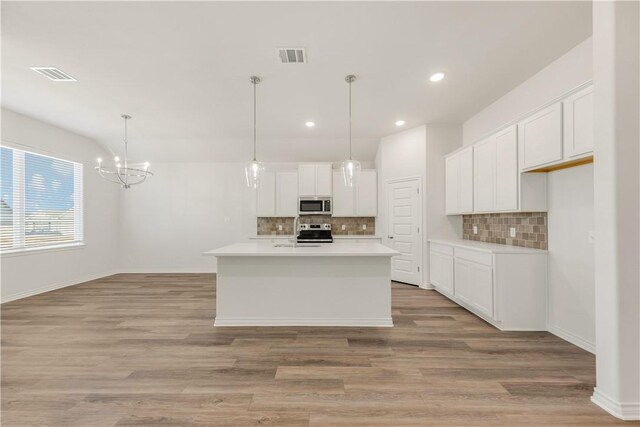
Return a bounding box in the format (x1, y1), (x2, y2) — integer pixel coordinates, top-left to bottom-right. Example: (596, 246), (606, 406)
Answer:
(428, 240), (547, 331)
(454, 257), (493, 318)
(428, 244), (454, 297)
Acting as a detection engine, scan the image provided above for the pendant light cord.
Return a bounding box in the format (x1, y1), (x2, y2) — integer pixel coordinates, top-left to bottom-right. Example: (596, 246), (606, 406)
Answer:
(253, 79), (257, 162)
(348, 78), (352, 160)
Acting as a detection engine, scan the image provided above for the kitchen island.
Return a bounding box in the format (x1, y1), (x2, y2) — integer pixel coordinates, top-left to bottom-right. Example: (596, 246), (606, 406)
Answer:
(204, 242), (399, 327)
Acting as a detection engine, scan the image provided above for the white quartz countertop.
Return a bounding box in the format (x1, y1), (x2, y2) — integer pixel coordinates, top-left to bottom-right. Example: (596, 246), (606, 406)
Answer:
(429, 238), (548, 254)
(249, 235), (381, 240)
(204, 242), (399, 257)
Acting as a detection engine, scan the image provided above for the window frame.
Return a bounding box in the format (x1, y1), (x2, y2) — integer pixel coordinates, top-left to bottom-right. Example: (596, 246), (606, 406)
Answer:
(1, 146), (84, 256)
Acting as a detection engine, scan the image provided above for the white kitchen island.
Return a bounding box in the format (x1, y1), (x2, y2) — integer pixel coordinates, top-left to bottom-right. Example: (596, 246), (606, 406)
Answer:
(204, 243), (399, 327)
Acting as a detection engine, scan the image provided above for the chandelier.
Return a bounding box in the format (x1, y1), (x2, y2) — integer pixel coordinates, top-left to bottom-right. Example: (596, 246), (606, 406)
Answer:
(95, 114), (153, 189)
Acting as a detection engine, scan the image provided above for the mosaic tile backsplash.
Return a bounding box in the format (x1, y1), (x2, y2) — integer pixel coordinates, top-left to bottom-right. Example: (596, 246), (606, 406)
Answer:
(257, 216), (375, 236)
(463, 212), (548, 249)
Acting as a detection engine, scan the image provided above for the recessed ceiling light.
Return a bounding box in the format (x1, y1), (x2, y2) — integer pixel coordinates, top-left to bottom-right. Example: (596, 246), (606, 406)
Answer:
(395, 120), (406, 127)
(429, 72), (445, 82)
(30, 67), (76, 82)
(305, 121), (315, 127)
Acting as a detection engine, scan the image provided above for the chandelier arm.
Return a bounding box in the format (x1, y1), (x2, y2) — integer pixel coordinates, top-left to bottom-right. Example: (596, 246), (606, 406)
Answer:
(96, 167), (127, 185)
(349, 78), (352, 160)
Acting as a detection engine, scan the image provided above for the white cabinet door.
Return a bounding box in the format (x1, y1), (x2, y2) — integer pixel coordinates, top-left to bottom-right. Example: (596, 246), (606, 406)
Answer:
(519, 102), (563, 170)
(445, 155), (459, 215)
(473, 138), (495, 212)
(276, 172), (298, 217)
(454, 258), (494, 318)
(494, 125), (519, 211)
(256, 172), (276, 216)
(356, 170), (377, 216)
(298, 164), (317, 197)
(315, 164), (333, 197)
(563, 85), (594, 158)
(332, 171), (354, 216)
(430, 250), (454, 296)
(458, 147), (474, 213)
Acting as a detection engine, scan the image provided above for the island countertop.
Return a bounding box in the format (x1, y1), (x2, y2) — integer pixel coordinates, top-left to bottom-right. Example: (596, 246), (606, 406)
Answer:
(204, 242), (399, 257)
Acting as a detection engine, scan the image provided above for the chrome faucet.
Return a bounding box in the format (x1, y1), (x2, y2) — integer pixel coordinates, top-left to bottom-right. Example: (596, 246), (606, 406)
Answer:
(291, 216), (300, 248)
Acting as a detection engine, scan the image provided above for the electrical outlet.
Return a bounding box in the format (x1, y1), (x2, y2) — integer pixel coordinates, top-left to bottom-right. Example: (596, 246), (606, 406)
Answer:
(341, 224), (346, 231)
(510, 227), (516, 238)
(278, 224), (283, 231)
(473, 225), (478, 235)
(362, 224), (367, 230)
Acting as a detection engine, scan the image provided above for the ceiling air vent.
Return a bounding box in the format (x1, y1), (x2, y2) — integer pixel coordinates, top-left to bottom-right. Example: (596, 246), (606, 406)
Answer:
(30, 67), (76, 82)
(277, 48), (306, 64)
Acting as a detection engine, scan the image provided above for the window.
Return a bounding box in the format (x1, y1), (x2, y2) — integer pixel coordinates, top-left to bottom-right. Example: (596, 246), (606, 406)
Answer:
(0, 147), (83, 253)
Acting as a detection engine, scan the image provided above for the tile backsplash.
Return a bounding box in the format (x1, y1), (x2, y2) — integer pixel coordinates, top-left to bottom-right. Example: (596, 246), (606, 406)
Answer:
(463, 212), (547, 249)
(257, 216), (375, 236)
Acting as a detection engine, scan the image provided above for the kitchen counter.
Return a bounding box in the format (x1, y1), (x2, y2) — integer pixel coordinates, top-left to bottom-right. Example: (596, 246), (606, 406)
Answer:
(205, 242), (398, 327)
(248, 235), (382, 240)
(205, 242), (396, 257)
(429, 238), (548, 254)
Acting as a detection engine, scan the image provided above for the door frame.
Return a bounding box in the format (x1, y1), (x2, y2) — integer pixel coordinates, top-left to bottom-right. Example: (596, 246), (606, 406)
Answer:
(386, 176), (424, 286)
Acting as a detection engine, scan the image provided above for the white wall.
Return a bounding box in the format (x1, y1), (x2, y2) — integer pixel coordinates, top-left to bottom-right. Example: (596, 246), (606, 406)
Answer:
(119, 162), (256, 273)
(376, 124), (462, 288)
(547, 164), (595, 352)
(461, 37), (595, 351)
(1, 108), (120, 302)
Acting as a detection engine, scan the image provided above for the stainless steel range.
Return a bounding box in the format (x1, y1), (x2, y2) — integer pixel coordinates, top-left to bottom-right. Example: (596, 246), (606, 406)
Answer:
(297, 223), (333, 243)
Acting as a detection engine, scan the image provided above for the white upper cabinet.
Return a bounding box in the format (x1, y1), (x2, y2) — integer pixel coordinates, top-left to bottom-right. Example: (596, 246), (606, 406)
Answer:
(298, 163), (332, 197)
(256, 171), (298, 217)
(332, 170), (377, 217)
(276, 172), (298, 216)
(445, 146), (473, 215)
(256, 172), (276, 216)
(494, 126), (519, 211)
(563, 85), (594, 158)
(332, 171), (355, 216)
(518, 102), (563, 171)
(473, 137), (496, 212)
(355, 170), (378, 216)
(473, 125), (519, 213)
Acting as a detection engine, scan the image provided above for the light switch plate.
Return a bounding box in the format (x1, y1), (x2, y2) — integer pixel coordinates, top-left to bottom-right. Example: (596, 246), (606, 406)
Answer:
(473, 225), (478, 235)
(510, 227), (516, 238)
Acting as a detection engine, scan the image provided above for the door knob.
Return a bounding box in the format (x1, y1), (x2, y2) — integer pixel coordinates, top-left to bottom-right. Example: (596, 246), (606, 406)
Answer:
(388, 236), (394, 239)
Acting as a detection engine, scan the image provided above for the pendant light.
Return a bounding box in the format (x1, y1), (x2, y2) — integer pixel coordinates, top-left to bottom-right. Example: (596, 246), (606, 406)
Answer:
(341, 74), (361, 187)
(245, 76), (265, 189)
(95, 114), (153, 189)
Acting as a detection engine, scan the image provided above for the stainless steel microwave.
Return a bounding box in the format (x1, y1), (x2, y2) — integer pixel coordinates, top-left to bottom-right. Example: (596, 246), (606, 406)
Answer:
(299, 197), (332, 215)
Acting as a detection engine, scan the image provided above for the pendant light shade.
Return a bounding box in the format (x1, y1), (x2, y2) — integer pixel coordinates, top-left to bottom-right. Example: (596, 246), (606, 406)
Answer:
(245, 76), (264, 189)
(341, 74), (361, 188)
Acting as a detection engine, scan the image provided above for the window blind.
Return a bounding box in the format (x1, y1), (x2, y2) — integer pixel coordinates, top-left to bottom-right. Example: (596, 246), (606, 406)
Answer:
(1, 146), (83, 252)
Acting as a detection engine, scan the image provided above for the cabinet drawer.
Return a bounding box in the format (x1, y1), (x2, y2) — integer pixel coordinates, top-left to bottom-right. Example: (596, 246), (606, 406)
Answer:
(454, 248), (493, 266)
(430, 243), (454, 256)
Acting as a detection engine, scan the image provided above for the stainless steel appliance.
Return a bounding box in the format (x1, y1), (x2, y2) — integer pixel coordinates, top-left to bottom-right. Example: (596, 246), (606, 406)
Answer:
(297, 223), (333, 243)
(299, 197), (332, 215)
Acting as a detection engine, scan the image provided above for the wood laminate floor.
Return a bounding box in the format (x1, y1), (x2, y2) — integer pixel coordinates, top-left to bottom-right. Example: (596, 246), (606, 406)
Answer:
(1, 274), (628, 426)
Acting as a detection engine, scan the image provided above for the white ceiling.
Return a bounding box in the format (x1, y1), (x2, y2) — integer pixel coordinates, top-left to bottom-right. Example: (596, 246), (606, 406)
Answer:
(1, 1), (592, 163)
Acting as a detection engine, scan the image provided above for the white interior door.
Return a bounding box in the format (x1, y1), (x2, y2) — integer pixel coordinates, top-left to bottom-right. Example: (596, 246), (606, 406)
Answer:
(387, 179), (421, 286)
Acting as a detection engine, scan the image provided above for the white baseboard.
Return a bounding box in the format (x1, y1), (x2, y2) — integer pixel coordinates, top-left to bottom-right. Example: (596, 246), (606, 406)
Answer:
(419, 282), (435, 290)
(548, 324), (595, 354)
(119, 268), (216, 274)
(1, 270), (119, 303)
(214, 317), (394, 327)
(592, 387), (640, 421)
